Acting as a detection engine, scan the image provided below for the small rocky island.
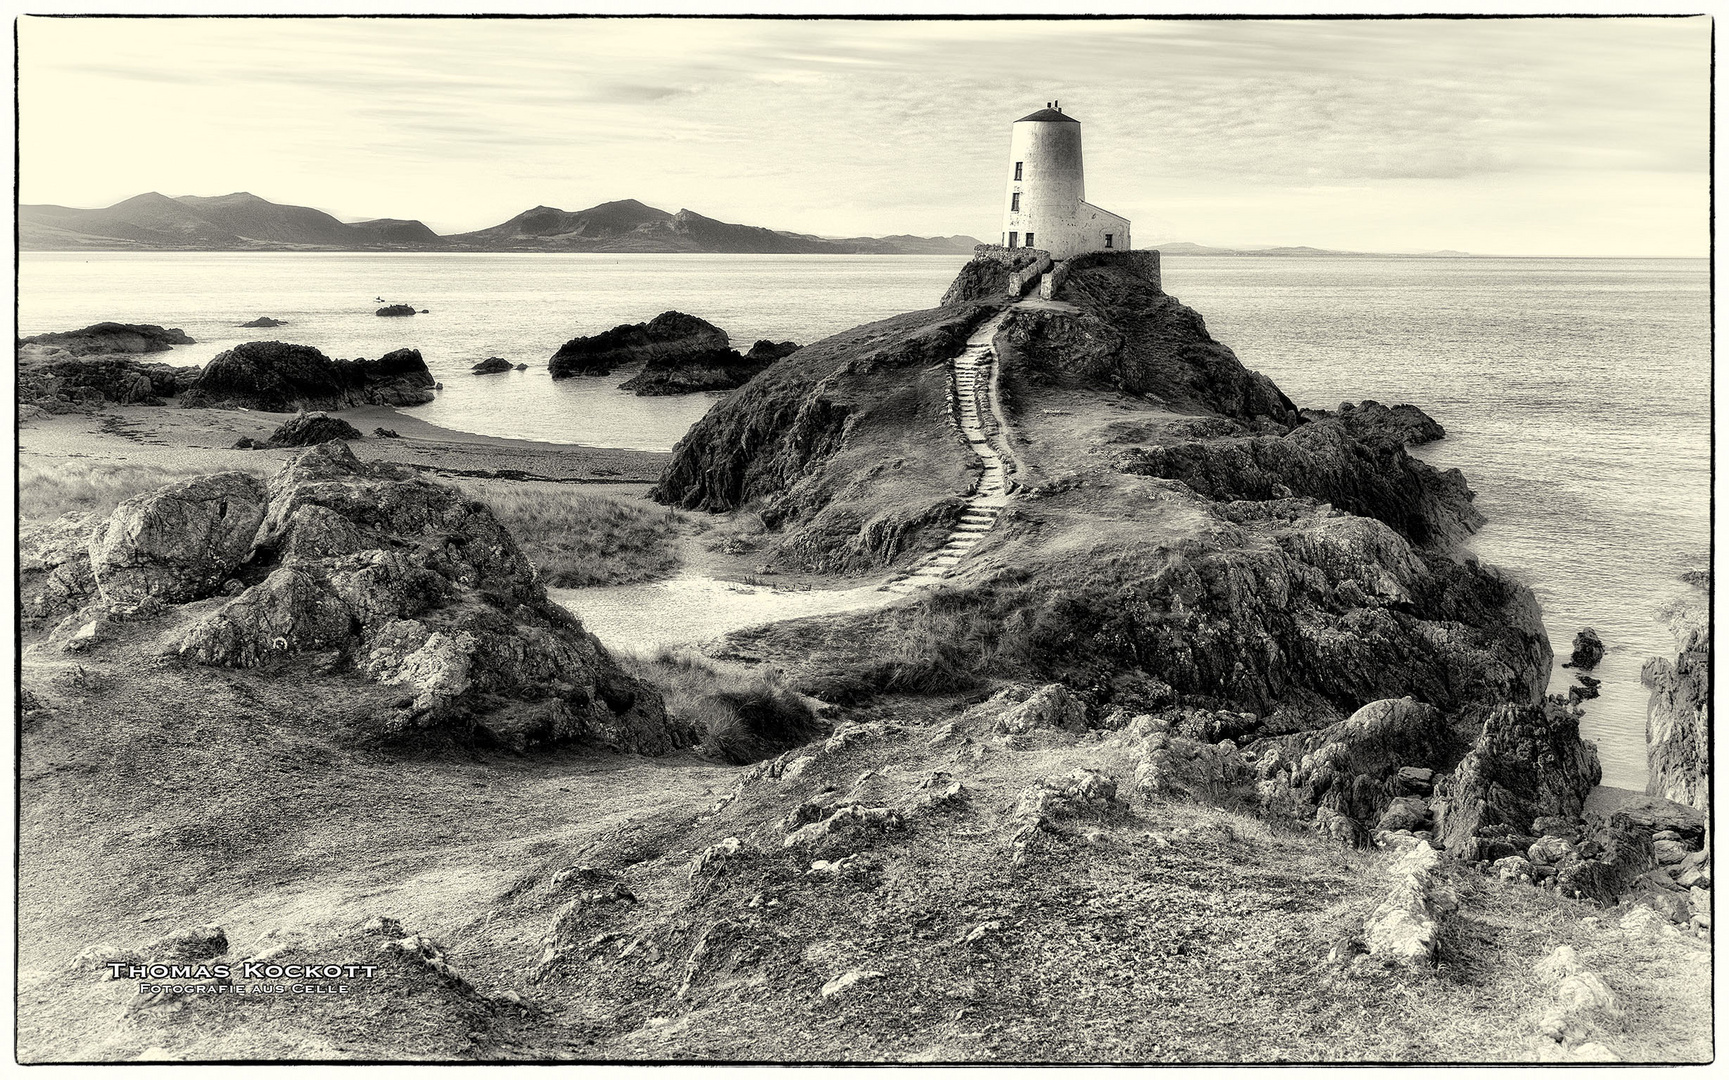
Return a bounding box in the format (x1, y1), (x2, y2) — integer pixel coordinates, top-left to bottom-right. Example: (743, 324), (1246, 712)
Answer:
(549, 310), (799, 395)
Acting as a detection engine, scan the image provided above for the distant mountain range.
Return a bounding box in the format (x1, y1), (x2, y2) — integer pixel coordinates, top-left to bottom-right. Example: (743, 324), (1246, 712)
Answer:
(1153, 241), (1473, 258)
(18, 192), (983, 255)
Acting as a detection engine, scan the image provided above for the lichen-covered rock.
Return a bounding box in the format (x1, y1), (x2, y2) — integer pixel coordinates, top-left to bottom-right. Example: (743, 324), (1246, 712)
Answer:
(979, 684), (1087, 734)
(180, 341), (435, 412)
(88, 472), (267, 604)
(20, 511), (104, 620)
(172, 443), (688, 754)
(1363, 842), (1444, 967)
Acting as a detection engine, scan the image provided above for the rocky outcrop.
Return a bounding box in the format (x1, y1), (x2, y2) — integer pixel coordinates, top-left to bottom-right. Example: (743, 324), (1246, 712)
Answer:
(20, 355), (202, 409)
(239, 316), (286, 328)
(254, 412), (365, 448)
(1114, 410), (1484, 548)
(1253, 697), (1469, 834)
(18, 322), (194, 355)
(746, 340), (800, 363)
(89, 473), (269, 604)
(939, 251), (1046, 306)
(180, 342), (436, 412)
(376, 304), (416, 317)
(549, 311), (730, 379)
(1298, 400), (1446, 447)
(170, 443), (685, 753)
(618, 349), (779, 396)
(471, 357), (513, 375)
(997, 257), (1299, 424)
(1643, 575), (1708, 811)
(1433, 699), (1602, 862)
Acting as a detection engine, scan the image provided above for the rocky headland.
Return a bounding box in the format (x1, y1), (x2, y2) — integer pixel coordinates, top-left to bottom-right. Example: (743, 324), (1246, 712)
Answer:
(1643, 572), (1709, 812)
(14, 252), (1710, 1062)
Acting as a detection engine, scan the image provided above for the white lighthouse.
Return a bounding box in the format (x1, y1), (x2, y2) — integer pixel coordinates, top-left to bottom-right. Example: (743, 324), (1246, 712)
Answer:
(1000, 101), (1130, 260)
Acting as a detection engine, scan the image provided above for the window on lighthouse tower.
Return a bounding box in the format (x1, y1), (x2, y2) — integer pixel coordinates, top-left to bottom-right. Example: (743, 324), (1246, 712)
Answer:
(1011, 192), (1020, 212)
(1014, 162), (1023, 181)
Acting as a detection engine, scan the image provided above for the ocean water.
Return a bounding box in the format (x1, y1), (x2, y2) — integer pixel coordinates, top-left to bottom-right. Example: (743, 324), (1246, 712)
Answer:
(18, 252), (1709, 787)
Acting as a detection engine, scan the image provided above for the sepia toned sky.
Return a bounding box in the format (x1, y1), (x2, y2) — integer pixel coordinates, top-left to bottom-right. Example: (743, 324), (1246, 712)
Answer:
(17, 15), (1711, 255)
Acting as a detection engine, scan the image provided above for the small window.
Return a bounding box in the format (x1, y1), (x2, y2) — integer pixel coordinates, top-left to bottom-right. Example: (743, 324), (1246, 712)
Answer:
(1014, 161), (1023, 181)
(1010, 192), (1020, 212)
(1104, 233), (1114, 249)
(1008, 232), (1018, 249)
(1025, 232), (1034, 248)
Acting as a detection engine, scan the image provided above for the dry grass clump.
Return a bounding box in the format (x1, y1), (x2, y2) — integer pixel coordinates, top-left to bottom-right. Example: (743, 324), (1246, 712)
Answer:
(18, 458), (271, 523)
(624, 647), (824, 764)
(460, 483), (686, 588)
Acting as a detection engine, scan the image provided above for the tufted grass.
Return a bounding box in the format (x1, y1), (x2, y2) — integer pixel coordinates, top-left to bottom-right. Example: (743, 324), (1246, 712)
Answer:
(18, 458), (270, 523)
(456, 482), (687, 588)
(622, 646), (824, 764)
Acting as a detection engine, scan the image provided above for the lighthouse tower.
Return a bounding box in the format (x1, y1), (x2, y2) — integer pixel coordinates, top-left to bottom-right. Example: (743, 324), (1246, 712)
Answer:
(1001, 101), (1129, 260)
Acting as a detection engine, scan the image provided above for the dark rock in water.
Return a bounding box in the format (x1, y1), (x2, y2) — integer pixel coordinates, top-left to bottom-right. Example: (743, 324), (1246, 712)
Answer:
(1568, 674), (1602, 702)
(1644, 573), (1708, 810)
(19, 322), (194, 356)
(1433, 698), (1602, 861)
(746, 340), (801, 363)
(88, 472), (269, 604)
(513, 363), (527, 371)
(471, 357), (513, 375)
(180, 341), (435, 412)
(239, 317), (286, 328)
(419, 309), (429, 314)
(549, 310), (730, 379)
(1565, 627), (1605, 670)
(373, 427), (401, 438)
(171, 442), (690, 753)
(1298, 400), (1447, 447)
(376, 304), (416, 317)
(260, 412), (364, 448)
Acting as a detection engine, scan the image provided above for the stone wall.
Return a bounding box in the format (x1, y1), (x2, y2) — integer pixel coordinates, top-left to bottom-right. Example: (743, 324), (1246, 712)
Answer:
(1041, 249), (1162, 300)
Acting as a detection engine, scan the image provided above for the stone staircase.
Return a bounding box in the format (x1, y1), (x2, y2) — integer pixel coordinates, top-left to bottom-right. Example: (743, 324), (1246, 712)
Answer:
(891, 309), (1016, 591)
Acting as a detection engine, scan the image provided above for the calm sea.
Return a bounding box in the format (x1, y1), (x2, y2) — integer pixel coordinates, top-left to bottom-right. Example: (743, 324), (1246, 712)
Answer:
(18, 252), (1710, 788)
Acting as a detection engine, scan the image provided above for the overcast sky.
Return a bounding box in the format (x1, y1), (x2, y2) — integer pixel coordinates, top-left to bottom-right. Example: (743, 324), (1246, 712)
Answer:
(18, 16), (1710, 255)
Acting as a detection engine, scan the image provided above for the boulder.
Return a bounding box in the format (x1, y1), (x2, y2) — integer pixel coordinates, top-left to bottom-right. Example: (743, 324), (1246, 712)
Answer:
(20, 512), (104, 620)
(1375, 795), (1432, 833)
(550, 310), (730, 379)
(1566, 628), (1605, 670)
(1364, 842), (1444, 967)
(376, 304), (416, 317)
(746, 340), (800, 362)
(471, 357), (513, 375)
(259, 412), (365, 448)
(88, 472), (268, 604)
(180, 341), (435, 412)
(172, 443), (688, 754)
(374, 427), (401, 439)
(985, 684), (1087, 734)
(19, 322), (194, 356)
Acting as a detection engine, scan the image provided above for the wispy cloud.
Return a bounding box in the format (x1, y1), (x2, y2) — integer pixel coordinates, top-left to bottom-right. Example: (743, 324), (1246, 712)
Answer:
(17, 15), (1709, 255)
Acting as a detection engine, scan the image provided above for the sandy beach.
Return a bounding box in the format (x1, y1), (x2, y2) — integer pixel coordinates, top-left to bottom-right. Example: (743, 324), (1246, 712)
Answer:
(18, 400), (672, 484)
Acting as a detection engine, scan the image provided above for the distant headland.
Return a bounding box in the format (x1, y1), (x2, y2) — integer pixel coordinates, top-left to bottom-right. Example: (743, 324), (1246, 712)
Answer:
(18, 192), (984, 255)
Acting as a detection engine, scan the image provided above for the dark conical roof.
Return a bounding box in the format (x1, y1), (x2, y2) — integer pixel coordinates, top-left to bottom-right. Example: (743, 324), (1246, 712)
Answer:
(1016, 108), (1079, 124)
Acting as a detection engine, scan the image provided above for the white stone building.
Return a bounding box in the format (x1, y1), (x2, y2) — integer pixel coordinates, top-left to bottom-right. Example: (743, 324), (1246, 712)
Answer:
(1000, 102), (1130, 260)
